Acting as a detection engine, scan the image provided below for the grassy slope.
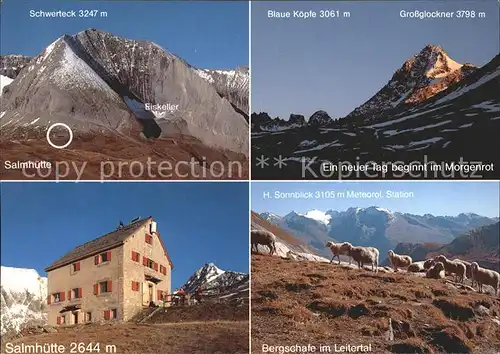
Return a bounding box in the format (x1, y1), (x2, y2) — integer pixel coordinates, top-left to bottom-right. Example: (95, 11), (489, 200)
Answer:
(251, 254), (500, 354)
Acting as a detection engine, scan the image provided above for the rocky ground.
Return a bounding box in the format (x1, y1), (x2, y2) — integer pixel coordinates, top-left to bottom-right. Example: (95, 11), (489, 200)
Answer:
(2, 302), (249, 354)
(0, 133), (248, 180)
(251, 254), (500, 354)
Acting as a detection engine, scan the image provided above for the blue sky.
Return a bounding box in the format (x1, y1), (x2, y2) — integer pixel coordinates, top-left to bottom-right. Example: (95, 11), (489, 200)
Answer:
(0, 0), (248, 69)
(251, 182), (500, 218)
(0, 182), (249, 288)
(251, 1), (500, 119)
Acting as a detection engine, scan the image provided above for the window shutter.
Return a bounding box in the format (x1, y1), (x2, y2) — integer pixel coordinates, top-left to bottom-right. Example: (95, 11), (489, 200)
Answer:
(131, 281), (135, 291)
(104, 310), (110, 320)
(154, 263), (158, 271)
(95, 255), (99, 265)
(143, 257), (147, 266)
(131, 251), (135, 261)
(94, 283), (99, 295)
(68, 290), (71, 300)
(78, 288), (82, 298)
(157, 289), (161, 300)
(57, 317), (61, 325)
(106, 251), (112, 261)
(107, 280), (112, 292)
(47, 295), (51, 305)
(76, 262), (80, 271)
(60, 292), (65, 301)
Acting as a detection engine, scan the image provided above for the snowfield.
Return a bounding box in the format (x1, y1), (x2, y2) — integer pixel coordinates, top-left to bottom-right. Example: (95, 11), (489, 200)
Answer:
(0, 75), (14, 96)
(0, 266), (48, 335)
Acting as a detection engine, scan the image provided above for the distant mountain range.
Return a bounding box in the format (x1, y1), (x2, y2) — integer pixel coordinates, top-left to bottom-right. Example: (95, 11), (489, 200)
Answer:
(252, 45), (500, 178)
(259, 207), (499, 260)
(392, 222), (500, 271)
(0, 29), (249, 177)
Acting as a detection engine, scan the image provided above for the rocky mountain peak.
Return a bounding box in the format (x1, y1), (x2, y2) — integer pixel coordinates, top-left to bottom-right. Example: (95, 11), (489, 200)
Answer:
(181, 263), (248, 296)
(289, 114), (306, 125)
(308, 110), (332, 127)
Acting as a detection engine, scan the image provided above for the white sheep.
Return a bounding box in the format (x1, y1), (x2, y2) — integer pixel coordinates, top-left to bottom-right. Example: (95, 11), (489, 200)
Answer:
(407, 261), (426, 273)
(387, 250), (412, 272)
(251, 230), (276, 255)
(470, 262), (499, 296)
(344, 244), (379, 273)
(286, 250), (298, 261)
(326, 241), (352, 265)
(435, 255), (467, 283)
(426, 262), (445, 279)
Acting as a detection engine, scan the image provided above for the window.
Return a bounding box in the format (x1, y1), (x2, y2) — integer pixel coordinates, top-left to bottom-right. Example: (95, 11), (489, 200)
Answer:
(131, 281), (140, 291)
(131, 251), (140, 262)
(160, 265), (167, 275)
(86, 312), (92, 322)
(72, 262), (80, 272)
(145, 234), (153, 244)
(94, 281), (112, 295)
(71, 288), (82, 299)
(104, 309), (117, 320)
(49, 292), (65, 304)
(94, 251), (112, 265)
(57, 315), (65, 325)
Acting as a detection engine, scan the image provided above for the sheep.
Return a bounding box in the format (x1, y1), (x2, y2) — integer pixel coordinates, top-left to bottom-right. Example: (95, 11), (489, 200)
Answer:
(326, 241), (352, 265)
(407, 261), (426, 273)
(344, 243), (379, 273)
(251, 229), (276, 255)
(387, 250), (412, 272)
(423, 259), (436, 270)
(470, 262), (499, 296)
(426, 262), (445, 279)
(434, 255), (467, 283)
(453, 259), (475, 287)
(286, 250), (298, 261)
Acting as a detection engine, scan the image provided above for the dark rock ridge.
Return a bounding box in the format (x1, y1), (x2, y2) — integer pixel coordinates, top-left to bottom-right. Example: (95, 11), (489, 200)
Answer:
(1, 29), (248, 155)
(308, 110), (332, 127)
(0, 55), (33, 79)
(251, 111), (331, 132)
(195, 65), (249, 119)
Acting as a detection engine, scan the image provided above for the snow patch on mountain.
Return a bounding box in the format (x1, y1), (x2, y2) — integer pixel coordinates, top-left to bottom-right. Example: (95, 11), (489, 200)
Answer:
(1, 267), (47, 299)
(54, 43), (120, 102)
(40, 38), (60, 62)
(181, 263), (248, 296)
(304, 210), (332, 225)
(0, 75), (13, 95)
(434, 65), (500, 105)
(0, 266), (48, 335)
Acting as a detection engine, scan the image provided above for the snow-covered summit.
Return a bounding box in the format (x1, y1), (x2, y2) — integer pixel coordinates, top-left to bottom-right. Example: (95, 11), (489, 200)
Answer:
(181, 263), (247, 296)
(0, 266), (47, 300)
(0, 266), (48, 335)
(300, 210), (331, 225)
(347, 44), (477, 119)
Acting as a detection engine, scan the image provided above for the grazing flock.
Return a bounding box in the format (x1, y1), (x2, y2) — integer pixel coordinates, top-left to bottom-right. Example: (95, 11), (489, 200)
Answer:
(326, 241), (499, 296)
(251, 230), (499, 296)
